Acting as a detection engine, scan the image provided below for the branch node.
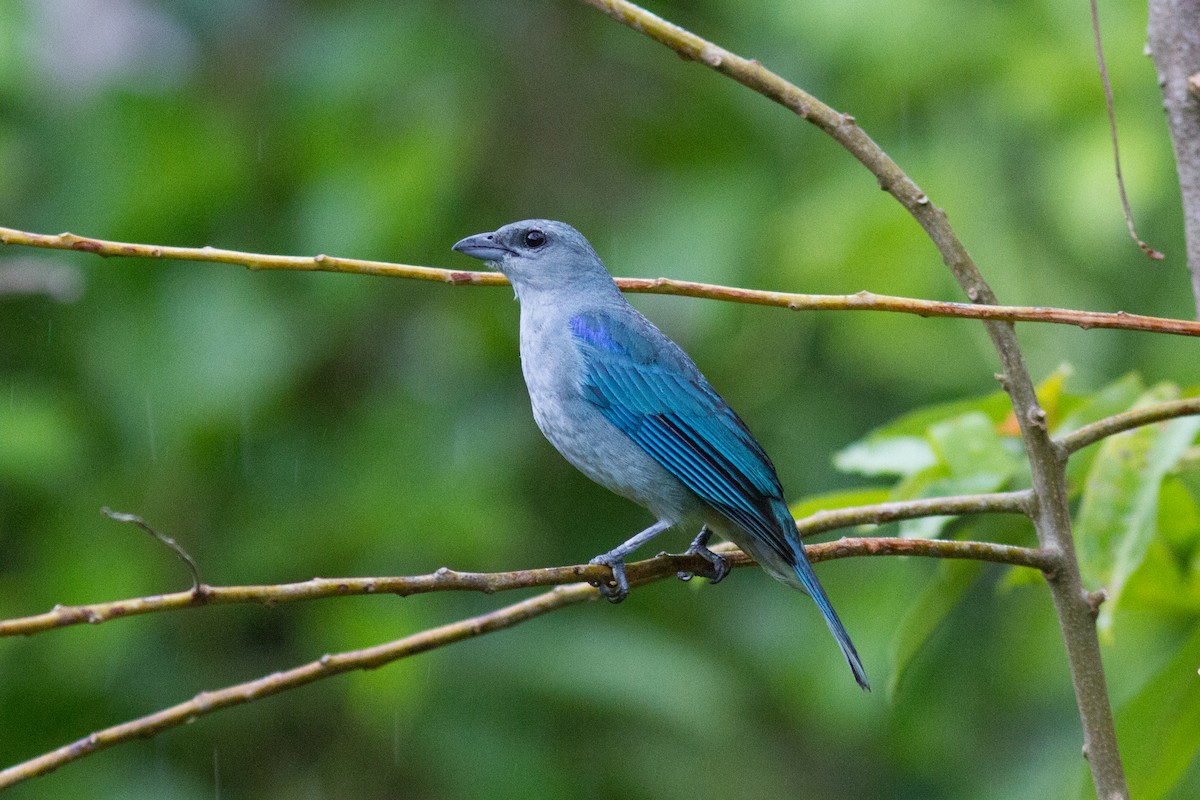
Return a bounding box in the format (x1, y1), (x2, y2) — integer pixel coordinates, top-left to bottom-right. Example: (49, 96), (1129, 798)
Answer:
(1086, 588), (1108, 617)
(1026, 406), (1048, 430)
(700, 45), (723, 67)
(1188, 72), (1200, 99)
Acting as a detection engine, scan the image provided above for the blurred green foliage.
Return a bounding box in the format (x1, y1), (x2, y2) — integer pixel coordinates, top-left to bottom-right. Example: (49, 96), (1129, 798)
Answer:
(1, 0), (1197, 798)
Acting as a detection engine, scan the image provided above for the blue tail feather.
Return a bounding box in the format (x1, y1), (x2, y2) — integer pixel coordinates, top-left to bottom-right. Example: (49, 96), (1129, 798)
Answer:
(789, 539), (870, 691)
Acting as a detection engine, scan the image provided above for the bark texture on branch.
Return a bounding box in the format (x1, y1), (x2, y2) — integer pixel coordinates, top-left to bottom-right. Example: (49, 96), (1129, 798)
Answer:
(1148, 0), (1200, 316)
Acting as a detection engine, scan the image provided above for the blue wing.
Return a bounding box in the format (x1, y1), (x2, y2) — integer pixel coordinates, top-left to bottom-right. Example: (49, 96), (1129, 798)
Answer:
(569, 310), (794, 563)
(571, 309), (871, 690)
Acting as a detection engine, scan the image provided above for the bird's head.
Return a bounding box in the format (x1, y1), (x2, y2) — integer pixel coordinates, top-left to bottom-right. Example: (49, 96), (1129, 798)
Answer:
(452, 220), (615, 299)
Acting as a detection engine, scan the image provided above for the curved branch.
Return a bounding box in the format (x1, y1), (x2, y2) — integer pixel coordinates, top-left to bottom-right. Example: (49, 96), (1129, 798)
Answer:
(795, 491), (1032, 537)
(0, 533), (1056, 789)
(2, 226), (1197, 337)
(0, 491), (1032, 638)
(1059, 397), (1200, 453)
(577, 2), (1125, 794)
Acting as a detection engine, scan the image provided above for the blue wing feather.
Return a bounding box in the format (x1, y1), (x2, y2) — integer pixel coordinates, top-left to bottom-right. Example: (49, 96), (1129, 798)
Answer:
(570, 310), (792, 561)
(570, 309), (871, 691)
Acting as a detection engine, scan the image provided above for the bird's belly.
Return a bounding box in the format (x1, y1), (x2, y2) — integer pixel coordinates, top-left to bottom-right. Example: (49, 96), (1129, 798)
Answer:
(523, 361), (697, 524)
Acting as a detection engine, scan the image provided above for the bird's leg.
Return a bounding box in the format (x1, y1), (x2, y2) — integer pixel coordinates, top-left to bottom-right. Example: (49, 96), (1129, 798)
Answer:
(675, 526), (730, 585)
(589, 519), (673, 603)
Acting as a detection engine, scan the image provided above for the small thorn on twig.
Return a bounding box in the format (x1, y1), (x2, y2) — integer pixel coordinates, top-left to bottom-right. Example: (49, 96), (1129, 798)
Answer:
(1086, 588), (1108, 616)
(101, 507), (202, 593)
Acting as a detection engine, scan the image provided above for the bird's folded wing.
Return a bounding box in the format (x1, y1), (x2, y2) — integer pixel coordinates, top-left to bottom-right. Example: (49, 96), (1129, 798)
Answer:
(570, 310), (794, 562)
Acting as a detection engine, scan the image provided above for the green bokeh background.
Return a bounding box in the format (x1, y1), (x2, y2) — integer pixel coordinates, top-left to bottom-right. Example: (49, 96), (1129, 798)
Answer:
(1, 0), (1196, 798)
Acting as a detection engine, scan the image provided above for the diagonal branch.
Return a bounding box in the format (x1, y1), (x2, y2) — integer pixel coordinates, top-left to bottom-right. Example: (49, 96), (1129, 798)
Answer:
(0, 491), (1033, 638)
(0, 533), (1057, 790)
(575, 2), (1126, 795)
(0, 583), (596, 789)
(2, 226), (1197, 336)
(1060, 397), (1200, 453)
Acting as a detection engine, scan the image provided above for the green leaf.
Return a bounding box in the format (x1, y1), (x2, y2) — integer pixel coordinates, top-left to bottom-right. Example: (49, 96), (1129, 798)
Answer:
(887, 559), (983, 700)
(893, 413), (1019, 538)
(833, 435), (936, 478)
(1058, 373), (1147, 495)
(1121, 478), (1200, 615)
(928, 411), (1018, 488)
(833, 392), (1012, 478)
(1076, 384), (1200, 633)
(1054, 372), (1147, 437)
(1115, 626), (1200, 800)
(1158, 477), (1200, 566)
(858, 391), (1013, 439)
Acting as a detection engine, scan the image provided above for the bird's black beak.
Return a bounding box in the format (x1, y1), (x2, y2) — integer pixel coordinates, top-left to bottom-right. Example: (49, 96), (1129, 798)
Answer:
(451, 231), (513, 263)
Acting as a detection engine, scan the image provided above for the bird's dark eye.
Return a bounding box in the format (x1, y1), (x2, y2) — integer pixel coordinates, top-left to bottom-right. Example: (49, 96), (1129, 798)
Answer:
(523, 229), (547, 249)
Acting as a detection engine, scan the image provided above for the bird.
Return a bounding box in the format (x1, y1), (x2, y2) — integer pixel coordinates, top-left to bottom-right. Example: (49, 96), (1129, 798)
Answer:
(452, 219), (869, 690)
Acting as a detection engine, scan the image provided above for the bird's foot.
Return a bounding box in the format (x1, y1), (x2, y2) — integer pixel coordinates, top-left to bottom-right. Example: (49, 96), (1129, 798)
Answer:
(675, 528), (730, 585)
(588, 553), (630, 603)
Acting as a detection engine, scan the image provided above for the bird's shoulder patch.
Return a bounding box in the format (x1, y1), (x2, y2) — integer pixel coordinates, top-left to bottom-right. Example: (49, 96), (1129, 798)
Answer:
(568, 312), (626, 354)
(568, 309), (665, 367)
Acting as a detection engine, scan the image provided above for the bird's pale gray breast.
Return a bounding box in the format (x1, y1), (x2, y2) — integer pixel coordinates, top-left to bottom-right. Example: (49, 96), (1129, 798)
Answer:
(517, 306), (698, 524)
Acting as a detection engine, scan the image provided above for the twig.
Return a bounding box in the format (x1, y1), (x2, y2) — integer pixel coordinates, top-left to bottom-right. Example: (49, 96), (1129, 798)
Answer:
(1088, 0), (1164, 260)
(1060, 397), (1200, 453)
(0, 491), (1032, 638)
(0, 534), (1057, 789)
(101, 507), (201, 593)
(576, 2), (1128, 795)
(2, 226), (1197, 337)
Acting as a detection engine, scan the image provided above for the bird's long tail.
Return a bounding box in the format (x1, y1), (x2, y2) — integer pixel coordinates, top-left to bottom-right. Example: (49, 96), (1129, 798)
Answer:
(781, 514), (870, 691)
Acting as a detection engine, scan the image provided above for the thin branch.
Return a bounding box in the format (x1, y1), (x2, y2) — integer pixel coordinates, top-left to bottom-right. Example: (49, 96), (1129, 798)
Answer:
(101, 508), (201, 592)
(1059, 397), (1200, 453)
(625, 279), (1200, 337)
(576, 2), (1127, 795)
(0, 534), (1057, 789)
(0, 227), (488, 282)
(2, 226), (1198, 337)
(1, 491), (1033, 638)
(794, 490), (1033, 537)
(1088, 0), (1163, 260)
